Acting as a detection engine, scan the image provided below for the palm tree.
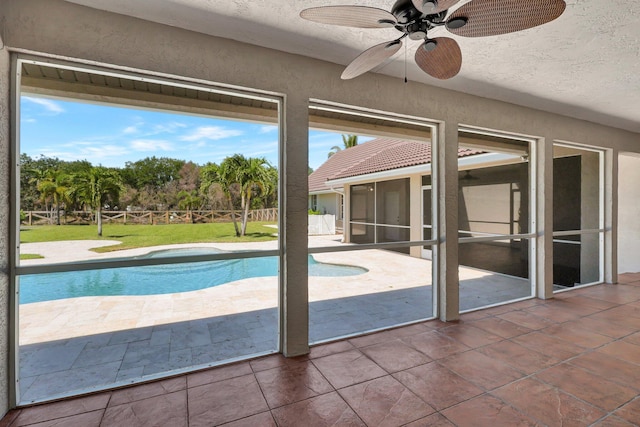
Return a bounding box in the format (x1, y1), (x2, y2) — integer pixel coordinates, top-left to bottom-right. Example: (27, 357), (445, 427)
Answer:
(200, 162), (241, 236)
(328, 134), (358, 158)
(72, 167), (123, 236)
(177, 190), (202, 222)
(34, 170), (72, 225)
(201, 155), (274, 237)
(235, 156), (274, 236)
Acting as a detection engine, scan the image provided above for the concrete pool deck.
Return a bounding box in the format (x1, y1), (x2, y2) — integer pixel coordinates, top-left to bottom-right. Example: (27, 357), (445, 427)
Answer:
(18, 236), (531, 403)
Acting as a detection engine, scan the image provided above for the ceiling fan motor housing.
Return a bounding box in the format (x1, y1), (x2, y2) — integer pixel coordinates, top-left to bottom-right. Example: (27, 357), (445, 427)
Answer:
(391, 0), (423, 24)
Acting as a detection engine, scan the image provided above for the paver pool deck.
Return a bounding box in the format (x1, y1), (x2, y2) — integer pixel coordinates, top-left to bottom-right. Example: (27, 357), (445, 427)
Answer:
(18, 235), (530, 403)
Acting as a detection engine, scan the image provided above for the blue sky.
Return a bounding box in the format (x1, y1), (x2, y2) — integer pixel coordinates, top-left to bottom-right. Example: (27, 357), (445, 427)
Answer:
(20, 95), (363, 170)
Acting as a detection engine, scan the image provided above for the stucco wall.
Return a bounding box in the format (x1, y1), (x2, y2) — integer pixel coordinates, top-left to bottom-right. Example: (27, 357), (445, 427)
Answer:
(0, 38), (12, 416)
(1, 0), (638, 149)
(0, 0), (639, 412)
(314, 194), (337, 216)
(618, 154), (640, 273)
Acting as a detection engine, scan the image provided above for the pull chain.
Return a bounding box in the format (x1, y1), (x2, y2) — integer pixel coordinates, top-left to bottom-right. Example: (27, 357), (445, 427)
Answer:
(404, 41), (408, 83)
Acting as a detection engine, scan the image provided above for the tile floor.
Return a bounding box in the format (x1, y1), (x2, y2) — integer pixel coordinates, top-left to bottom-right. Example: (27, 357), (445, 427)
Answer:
(4, 276), (640, 426)
(19, 244), (530, 403)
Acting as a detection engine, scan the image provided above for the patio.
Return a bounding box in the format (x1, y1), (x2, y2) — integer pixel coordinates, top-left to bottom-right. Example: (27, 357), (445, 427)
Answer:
(18, 236), (531, 403)
(5, 277), (640, 426)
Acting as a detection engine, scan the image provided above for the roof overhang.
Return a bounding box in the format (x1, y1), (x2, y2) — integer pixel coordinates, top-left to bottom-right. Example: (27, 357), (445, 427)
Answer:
(325, 152), (522, 186)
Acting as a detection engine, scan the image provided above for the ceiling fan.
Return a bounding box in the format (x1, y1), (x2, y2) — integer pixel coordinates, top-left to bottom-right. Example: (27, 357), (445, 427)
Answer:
(300, 0), (566, 80)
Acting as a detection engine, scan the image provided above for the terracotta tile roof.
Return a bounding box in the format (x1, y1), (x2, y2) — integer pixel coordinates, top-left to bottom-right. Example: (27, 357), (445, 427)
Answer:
(308, 138), (482, 193)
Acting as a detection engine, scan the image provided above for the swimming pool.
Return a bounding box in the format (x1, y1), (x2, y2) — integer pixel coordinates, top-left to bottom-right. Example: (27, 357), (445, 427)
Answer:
(19, 248), (367, 304)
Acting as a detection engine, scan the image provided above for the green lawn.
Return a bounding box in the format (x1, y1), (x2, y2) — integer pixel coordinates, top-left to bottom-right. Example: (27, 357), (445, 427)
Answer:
(20, 222), (278, 252)
(19, 253), (44, 260)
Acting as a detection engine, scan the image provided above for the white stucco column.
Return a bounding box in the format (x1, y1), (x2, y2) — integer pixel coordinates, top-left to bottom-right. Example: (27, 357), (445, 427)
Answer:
(536, 137), (554, 299)
(605, 148), (618, 284)
(343, 184), (351, 243)
(280, 93), (309, 356)
(409, 174), (422, 258)
(437, 122), (459, 321)
(0, 43), (12, 412)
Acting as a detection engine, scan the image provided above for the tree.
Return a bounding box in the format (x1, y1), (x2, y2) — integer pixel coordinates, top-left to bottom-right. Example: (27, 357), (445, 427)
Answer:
(201, 162), (241, 236)
(72, 167), (123, 236)
(21, 154), (64, 211)
(121, 156), (185, 190)
(328, 134), (358, 158)
(34, 169), (72, 225)
(177, 190), (202, 222)
(200, 155), (274, 237)
(232, 156), (275, 236)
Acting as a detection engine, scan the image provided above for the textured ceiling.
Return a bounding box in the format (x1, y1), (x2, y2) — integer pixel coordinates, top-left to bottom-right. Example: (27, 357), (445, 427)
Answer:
(64, 0), (640, 132)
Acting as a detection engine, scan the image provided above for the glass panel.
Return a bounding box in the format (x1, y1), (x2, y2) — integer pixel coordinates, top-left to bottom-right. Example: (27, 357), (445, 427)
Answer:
(350, 184), (375, 224)
(376, 226), (410, 254)
(376, 179), (410, 226)
(458, 130), (533, 312)
(459, 239), (529, 279)
(307, 115), (435, 343)
(423, 187), (432, 241)
(309, 247), (433, 342)
(458, 163), (529, 236)
(552, 145), (603, 289)
(19, 257), (278, 401)
(18, 63), (280, 403)
(553, 149), (601, 232)
(553, 234), (601, 289)
(350, 224), (374, 244)
(459, 239), (532, 311)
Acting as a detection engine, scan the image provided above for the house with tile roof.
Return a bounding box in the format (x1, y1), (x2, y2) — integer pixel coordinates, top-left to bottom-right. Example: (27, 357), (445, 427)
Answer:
(308, 137), (520, 252)
(308, 137), (587, 286)
(309, 136), (593, 286)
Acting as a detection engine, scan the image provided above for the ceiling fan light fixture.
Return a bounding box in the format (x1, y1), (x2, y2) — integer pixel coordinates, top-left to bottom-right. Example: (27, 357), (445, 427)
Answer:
(446, 17), (468, 29)
(409, 30), (428, 40)
(422, 39), (438, 51)
(422, 0), (437, 13)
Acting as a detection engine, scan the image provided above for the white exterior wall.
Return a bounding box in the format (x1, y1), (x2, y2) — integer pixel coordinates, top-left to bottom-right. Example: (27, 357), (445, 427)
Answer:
(0, 0), (639, 414)
(315, 193), (338, 217)
(618, 154), (640, 273)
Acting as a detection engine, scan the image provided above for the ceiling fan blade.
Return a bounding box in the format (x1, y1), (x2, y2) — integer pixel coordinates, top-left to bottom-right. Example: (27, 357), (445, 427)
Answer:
(342, 40), (403, 79)
(415, 37), (462, 80)
(411, 0), (461, 15)
(446, 0), (566, 37)
(300, 6), (397, 28)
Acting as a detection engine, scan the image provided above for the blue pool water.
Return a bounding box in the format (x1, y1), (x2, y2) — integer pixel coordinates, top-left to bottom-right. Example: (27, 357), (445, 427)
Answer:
(19, 248), (367, 304)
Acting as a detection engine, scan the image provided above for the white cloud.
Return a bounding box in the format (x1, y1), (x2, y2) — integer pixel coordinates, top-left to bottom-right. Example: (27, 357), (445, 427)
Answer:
(259, 125), (277, 134)
(179, 126), (243, 142)
(34, 144), (131, 163)
(22, 96), (65, 115)
(151, 122), (187, 134)
(123, 125), (139, 134)
(130, 139), (175, 152)
(82, 145), (132, 157)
